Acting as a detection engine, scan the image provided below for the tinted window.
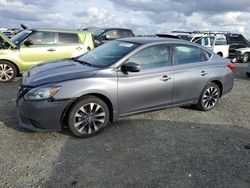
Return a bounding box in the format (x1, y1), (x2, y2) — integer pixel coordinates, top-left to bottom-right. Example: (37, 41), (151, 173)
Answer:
(174, 45), (204, 65)
(103, 30), (119, 39)
(203, 51), (212, 61)
(29, 32), (55, 45)
(178, 35), (193, 41)
(93, 29), (105, 37)
(129, 44), (170, 70)
(58, 33), (79, 44)
(77, 40), (140, 67)
(118, 30), (133, 38)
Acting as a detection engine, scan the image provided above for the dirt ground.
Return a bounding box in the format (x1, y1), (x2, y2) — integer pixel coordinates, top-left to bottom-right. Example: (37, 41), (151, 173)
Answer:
(0, 63), (250, 188)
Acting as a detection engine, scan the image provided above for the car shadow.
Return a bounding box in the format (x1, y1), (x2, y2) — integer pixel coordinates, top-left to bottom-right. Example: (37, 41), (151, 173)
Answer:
(43, 119), (250, 188)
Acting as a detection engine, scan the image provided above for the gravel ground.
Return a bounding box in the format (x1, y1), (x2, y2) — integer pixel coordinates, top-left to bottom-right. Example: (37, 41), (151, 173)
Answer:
(0, 63), (249, 188)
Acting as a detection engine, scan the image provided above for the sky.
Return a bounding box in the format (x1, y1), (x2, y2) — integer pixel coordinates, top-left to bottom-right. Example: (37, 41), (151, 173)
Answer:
(1, 0), (250, 37)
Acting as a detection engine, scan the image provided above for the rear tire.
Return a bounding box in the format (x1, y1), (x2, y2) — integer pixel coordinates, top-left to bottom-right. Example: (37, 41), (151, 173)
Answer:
(0, 61), (17, 83)
(242, 53), (249, 63)
(67, 96), (109, 138)
(247, 73), (250, 77)
(195, 83), (221, 111)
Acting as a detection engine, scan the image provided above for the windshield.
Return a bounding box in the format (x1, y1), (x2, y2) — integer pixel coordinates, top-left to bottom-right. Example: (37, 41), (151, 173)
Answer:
(11, 30), (32, 46)
(93, 29), (105, 37)
(77, 40), (140, 67)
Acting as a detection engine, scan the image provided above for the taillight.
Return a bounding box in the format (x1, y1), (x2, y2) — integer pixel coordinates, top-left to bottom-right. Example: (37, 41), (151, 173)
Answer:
(227, 63), (235, 73)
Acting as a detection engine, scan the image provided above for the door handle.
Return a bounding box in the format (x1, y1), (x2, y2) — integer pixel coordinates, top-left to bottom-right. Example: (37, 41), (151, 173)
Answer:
(160, 75), (172, 82)
(47, 48), (56, 52)
(200, 71), (208, 76)
(76, 47), (82, 50)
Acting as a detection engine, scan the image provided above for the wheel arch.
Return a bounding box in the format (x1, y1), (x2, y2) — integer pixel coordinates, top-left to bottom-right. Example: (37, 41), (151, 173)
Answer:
(210, 80), (223, 97)
(0, 59), (21, 76)
(217, 52), (223, 57)
(61, 93), (114, 129)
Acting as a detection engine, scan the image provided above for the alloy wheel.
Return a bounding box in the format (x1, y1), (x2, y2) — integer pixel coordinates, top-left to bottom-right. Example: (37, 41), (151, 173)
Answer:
(202, 86), (219, 109)
(73, 103), (106, 135)
(0, 63), (14, 81)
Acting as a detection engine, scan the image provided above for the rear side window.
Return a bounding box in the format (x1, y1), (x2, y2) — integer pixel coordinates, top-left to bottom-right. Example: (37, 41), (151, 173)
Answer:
(58, 33), (79, 44)
(29, 32), (55, 45)
(174, 45), (205, 65)
(203, 51), (212, 61)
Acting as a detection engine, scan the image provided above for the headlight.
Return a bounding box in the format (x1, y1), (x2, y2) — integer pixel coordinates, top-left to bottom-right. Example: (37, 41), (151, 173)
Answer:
(24, 86), (61, 100)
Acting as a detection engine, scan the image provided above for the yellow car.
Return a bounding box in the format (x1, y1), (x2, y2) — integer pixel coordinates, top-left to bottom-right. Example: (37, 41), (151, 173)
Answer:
(0, 29), (94, 82)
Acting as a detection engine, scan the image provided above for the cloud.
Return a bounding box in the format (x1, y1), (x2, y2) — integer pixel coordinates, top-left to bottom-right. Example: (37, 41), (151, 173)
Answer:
(0, 0), (250, 37)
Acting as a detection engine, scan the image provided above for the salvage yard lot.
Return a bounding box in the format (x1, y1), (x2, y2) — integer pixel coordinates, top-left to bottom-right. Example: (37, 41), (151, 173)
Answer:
(0, 63), (250, 188)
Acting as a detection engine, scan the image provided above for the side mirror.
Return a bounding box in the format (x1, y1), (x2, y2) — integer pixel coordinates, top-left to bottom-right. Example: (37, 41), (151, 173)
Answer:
(102, 34), (110, 40)
(121, 62), (140, 72)
(24, 40), (32, 46)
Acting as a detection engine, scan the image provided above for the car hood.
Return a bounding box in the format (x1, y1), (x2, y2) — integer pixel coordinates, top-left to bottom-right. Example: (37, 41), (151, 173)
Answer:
(0, 32), (16, 48)
(23, 59), (99, 86)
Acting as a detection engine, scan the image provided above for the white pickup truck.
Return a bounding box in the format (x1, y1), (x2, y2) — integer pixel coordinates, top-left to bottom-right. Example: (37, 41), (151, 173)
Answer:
(182, 34), (229, 58)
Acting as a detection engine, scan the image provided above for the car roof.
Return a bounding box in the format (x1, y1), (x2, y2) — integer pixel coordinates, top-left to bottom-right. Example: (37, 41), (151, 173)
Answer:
(118, 37), (188, 45)
(31, 29), (91, 34)
(101, 28), (133, 31)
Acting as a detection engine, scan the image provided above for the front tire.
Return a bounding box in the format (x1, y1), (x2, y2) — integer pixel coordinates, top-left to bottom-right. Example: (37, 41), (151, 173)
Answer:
(0, 61), (17, 83)
(68, 96), (109, 138)
(196, 83), (221, 111)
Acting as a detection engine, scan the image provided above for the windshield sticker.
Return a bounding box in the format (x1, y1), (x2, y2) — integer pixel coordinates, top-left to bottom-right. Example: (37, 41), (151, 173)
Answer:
(119, 43), (134, 47)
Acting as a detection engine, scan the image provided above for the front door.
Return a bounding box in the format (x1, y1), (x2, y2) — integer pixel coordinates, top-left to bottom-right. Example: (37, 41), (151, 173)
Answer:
(117, 44), (173, 116)
(20, 31), (57, 70)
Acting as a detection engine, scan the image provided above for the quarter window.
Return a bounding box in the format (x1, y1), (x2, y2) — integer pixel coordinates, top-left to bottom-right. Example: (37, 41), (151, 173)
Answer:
(58, 33), (79, 44)
(29, 32), (55, 45)
(129, 44), (170, 70)
(174, 45), (204, 65)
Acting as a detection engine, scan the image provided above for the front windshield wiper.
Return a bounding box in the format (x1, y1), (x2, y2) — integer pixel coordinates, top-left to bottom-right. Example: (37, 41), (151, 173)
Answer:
(72, 58), (93, 67)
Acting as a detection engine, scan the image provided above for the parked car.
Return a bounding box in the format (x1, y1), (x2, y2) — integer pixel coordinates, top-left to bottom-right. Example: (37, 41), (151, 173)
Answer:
(225, 33), (249, 62)
(234, 47), (250, 63)
(93, 28), (135, 46)
(2, 30), (16, 38)
(16, 37), (234, 138)
(0, 29), (94, 82)
(246, 64), (250, 77)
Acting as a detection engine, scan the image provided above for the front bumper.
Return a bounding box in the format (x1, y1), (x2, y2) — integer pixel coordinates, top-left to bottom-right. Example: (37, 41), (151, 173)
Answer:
(16, 97), (73, 132)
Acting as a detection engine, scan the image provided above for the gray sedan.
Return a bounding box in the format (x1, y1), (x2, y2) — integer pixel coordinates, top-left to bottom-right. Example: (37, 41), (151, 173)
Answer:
(17, 38), (234, 137)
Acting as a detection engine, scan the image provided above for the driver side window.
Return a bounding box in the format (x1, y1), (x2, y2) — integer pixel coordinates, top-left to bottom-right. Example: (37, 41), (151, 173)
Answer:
(28, 32), (56, 45)
(129, 44), (170, 70)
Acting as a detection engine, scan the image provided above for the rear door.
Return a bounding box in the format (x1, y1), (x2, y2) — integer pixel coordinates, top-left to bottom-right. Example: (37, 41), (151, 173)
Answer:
(53, 32), (86, 58)
(117, 44), (173, 115)
(172, 44), (210, 104)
